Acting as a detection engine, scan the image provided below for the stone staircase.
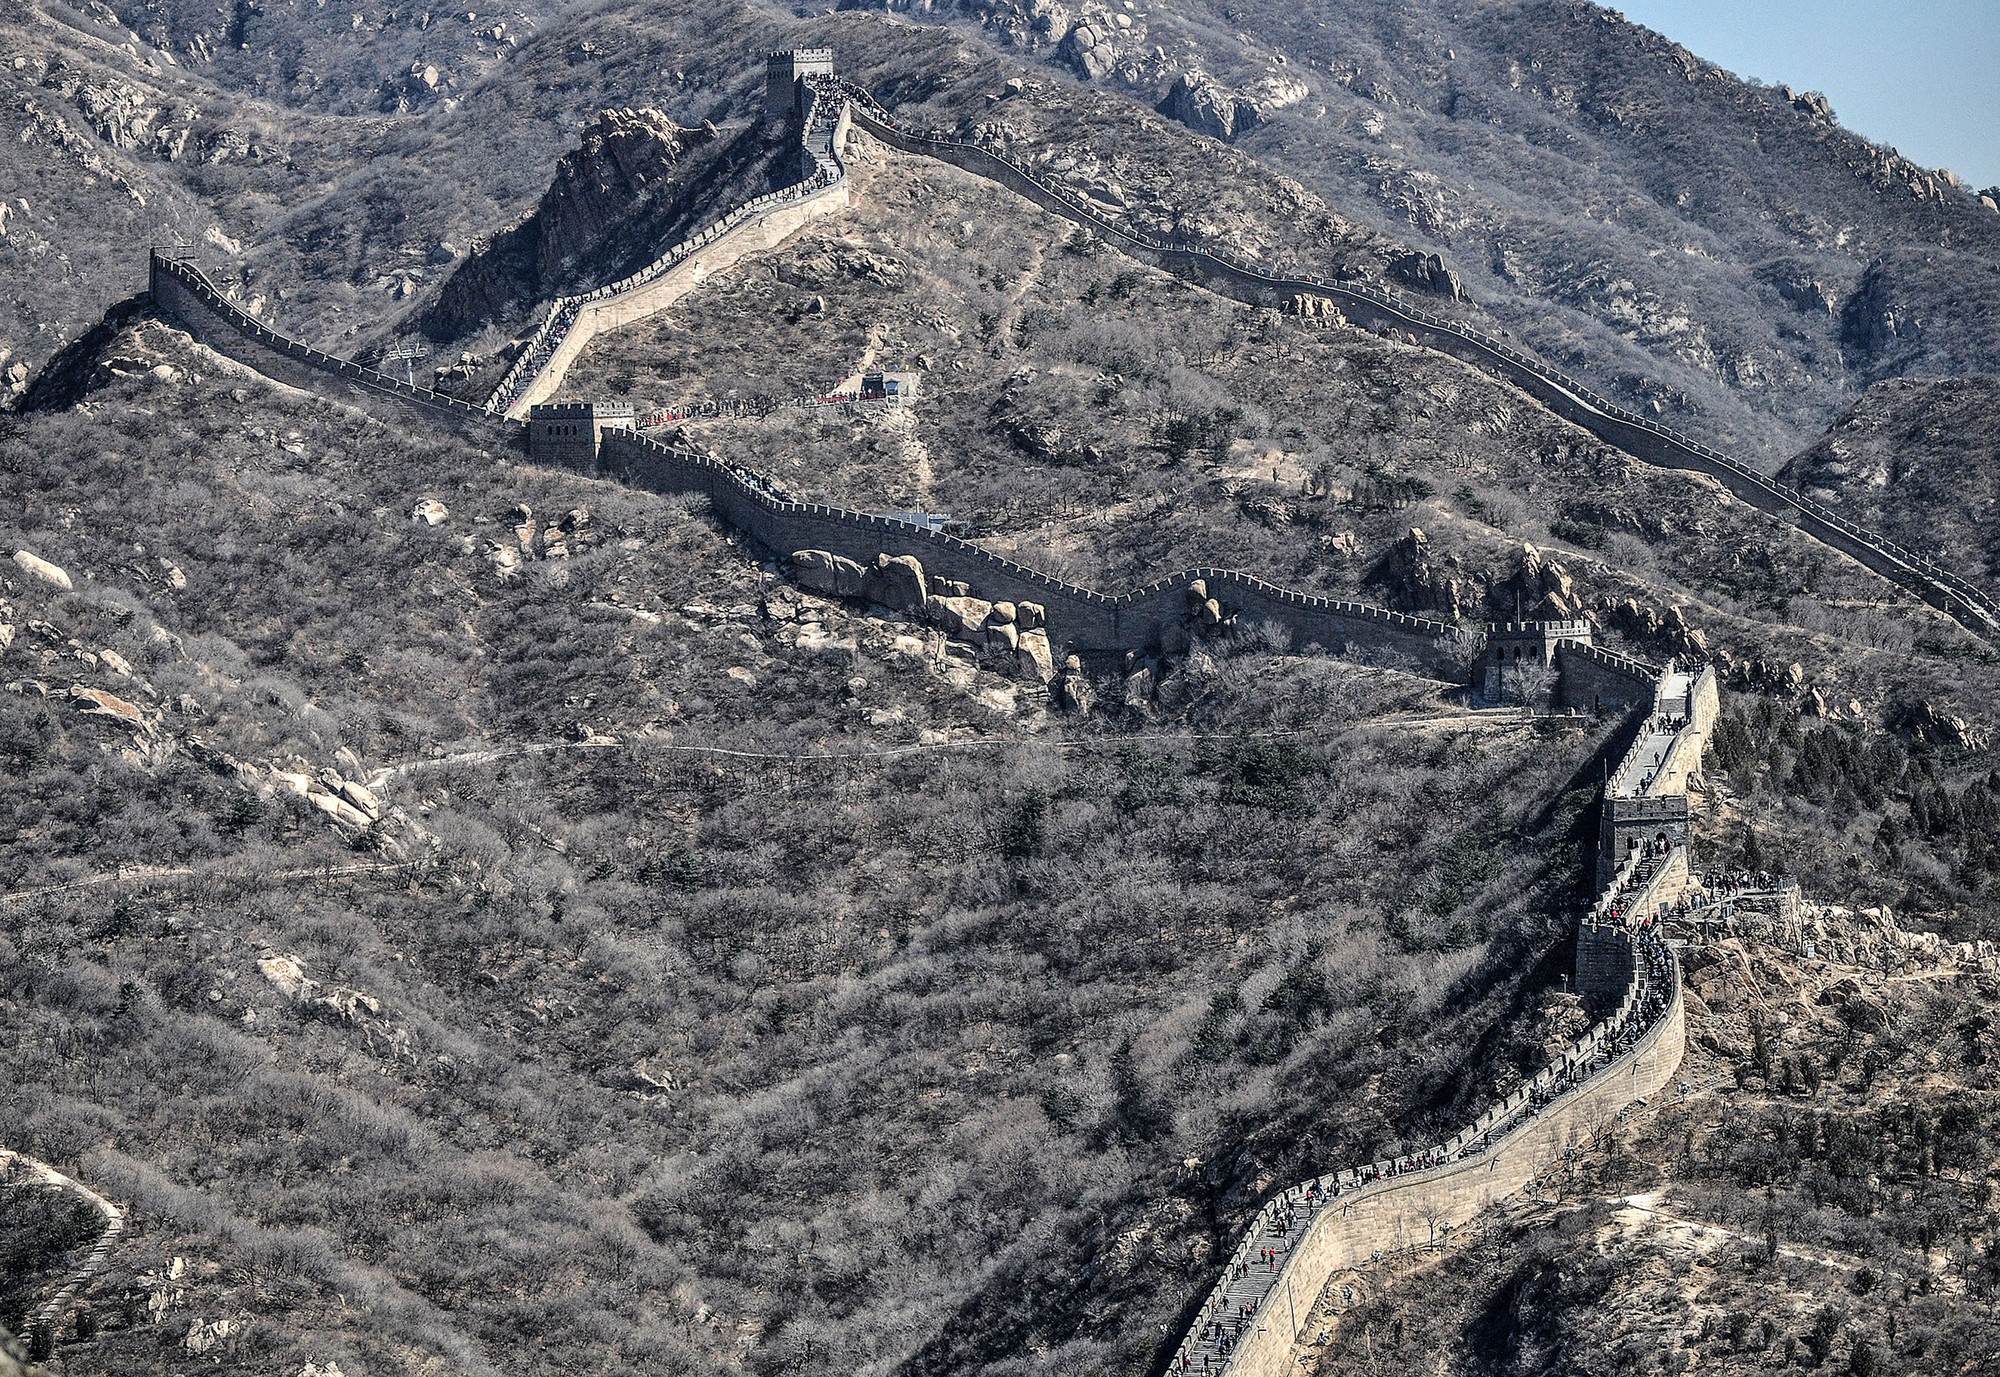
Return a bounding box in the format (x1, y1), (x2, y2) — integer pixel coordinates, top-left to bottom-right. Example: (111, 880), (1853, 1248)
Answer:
(2, 1148), (127, 1351)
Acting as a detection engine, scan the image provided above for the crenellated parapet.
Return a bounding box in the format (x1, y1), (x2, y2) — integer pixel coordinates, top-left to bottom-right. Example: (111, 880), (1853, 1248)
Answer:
(1168, 655), (1700, 1376)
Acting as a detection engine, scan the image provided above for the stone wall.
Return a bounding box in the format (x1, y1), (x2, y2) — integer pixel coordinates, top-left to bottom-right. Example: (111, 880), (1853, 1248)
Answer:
(843, 106), (1999, 642)
(1204, 976), (1685, 1377)
(594, 431), (1462, 667)
(149, 253), (515, 447)
(508, 118), (853, 416)
(496, 88), (854, 418)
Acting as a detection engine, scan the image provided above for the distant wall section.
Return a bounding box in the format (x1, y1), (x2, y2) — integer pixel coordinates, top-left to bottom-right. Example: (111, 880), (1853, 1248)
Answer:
(148, 253), (510, 441)
(589, 431), (1462, 667)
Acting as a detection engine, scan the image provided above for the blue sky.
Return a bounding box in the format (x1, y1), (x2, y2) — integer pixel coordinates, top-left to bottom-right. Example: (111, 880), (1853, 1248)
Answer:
(1613, 0), (2000, 190)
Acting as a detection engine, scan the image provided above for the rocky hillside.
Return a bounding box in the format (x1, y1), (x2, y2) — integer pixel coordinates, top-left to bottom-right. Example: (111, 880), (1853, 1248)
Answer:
(418, 107), (785, 353)
(1780, 376), (2000, 598)
(4, 1), (2000, 1375)
(834, 0), (2000, 464)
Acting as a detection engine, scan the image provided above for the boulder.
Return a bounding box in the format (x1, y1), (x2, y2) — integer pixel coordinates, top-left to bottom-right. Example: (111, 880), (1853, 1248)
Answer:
(258, 953), (311, 999)
(863, 553), (927, 613)
(69, 685), (144, 726)
(1198, 598), (1223, 626)
(1016, 629), (1055, 683)
(988, 601), (1017, 625)
(932, 578), (971, 598)
(309, 789), (373, 830)
(411, 498), (450, 526)
(13, 550), (72, 590)
(338, 779), (383, 817)
(1059, 21), (1118, 81)
(926, 595), (993, 635)
(789, 549), (867, 598)
(1017, 601), (1046, 630)
(987, 621), (1019, 653)
(1122, 665), (1156, 706)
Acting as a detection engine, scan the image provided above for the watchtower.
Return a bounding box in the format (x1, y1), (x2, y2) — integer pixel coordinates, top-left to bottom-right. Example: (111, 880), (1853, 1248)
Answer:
(1477, 617), (1590, 703)
(528, 401), (635, 473)
(1597, 794), (1692, 887)
(766, 48), (835, 125)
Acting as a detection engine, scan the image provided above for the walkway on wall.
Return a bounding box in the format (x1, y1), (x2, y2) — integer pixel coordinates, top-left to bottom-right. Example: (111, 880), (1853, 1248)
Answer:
(2, 1147), (127, 1350)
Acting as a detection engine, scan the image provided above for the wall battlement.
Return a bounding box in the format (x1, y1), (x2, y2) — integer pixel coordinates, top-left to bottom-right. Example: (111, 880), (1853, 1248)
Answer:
(1172, 651), (1697, 1375)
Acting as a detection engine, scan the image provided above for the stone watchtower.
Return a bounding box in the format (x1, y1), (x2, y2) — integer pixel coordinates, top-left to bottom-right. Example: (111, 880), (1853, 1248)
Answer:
(528, 401), (635, 473)
(1477, 617), (1591, 703)
(766, 48), (835, 126)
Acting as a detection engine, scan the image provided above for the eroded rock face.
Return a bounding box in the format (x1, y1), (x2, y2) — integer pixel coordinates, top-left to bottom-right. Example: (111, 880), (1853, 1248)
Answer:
(1903, 700), (1984, 750)
(537, 110), (711, 282)
(1158, 72), (1258, 142)
(1498, 543), (1581, 620)
(1369, 527), (1468, 619)
(1390, 249), (1465, 302)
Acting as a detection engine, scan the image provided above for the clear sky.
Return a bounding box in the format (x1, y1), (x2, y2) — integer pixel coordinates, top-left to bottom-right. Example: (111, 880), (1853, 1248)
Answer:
(1613, 0), (2000, 191)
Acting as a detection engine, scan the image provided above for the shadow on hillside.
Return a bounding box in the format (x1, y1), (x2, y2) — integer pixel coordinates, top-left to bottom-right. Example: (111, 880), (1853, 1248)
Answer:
(19, 296), (152, 414)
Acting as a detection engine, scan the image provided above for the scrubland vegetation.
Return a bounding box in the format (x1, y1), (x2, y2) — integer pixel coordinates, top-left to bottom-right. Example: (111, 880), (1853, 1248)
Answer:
(8, 0), (2000, 1371)
(3, 332), (1633, 1376)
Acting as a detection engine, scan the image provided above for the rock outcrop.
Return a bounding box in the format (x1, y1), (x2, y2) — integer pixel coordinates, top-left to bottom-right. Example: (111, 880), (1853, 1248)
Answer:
(1497, 543), (1583, 620)
(1158, 72), (1259, 142)
(535, 110), (713, 282)
(1390, 249), (1465, 302)
(1368, 527), (1468, 619)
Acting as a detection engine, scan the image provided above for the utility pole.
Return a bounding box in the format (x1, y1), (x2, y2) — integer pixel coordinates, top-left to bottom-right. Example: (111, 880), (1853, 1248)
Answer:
(383, 343), (428, 387)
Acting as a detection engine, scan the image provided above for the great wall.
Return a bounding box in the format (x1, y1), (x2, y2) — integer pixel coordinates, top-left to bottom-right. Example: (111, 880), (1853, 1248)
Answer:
(13, 44), (1990, 1370)
(1, 1147), (128, 1355)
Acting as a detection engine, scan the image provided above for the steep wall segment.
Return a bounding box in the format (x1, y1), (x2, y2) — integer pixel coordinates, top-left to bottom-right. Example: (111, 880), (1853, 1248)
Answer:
(492, 86), (854, 418)
(1169, 655), (1700, 1376)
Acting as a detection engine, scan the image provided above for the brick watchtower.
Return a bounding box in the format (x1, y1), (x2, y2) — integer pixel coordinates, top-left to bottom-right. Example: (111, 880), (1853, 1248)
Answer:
(528, 401), (635, 473)
(1477, 617), (1591, 703)
(766, 48), (835, 126)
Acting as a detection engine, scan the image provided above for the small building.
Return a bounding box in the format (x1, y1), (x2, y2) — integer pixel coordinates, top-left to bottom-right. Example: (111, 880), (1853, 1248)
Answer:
(528, 401), (634, 472)
(859, 370), (920, 402)
(766, 48), (835, 125)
